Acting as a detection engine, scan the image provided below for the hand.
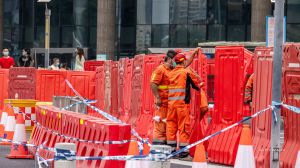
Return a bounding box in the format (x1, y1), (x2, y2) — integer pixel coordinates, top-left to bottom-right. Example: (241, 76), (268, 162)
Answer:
(193, 47), (200, 55)
(155, 97), (162, 109)
(200, 107), (208, 121)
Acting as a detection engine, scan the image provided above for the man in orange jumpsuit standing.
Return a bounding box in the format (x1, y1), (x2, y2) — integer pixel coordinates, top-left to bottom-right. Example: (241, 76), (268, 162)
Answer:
(167, 53), (202, 159)
(151, 49), (199, 145)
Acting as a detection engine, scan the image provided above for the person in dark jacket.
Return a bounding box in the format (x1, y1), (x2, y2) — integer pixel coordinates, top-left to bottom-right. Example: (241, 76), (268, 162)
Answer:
(18, 48), (34, 67)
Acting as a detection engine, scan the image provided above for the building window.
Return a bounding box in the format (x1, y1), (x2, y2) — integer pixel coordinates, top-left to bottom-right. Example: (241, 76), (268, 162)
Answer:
(188, 25), (206, 47)
(287, 0), (300, 24)
(152, 0), (170, 24)
(170, 0), (188, 24)
(152, 25), (169, 47)
(170, 24), (188, 47)
(137, 0), (152, 24)
(208, 24), (226, 41)
(188, 0), (207, 24)
(136, 25), (151, 53)
(227, 25), (246, 41)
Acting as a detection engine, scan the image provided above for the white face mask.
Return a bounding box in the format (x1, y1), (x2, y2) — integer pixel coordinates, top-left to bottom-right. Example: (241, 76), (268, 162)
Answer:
(22, 51), (27, 56)
(3, 52), (9, 56)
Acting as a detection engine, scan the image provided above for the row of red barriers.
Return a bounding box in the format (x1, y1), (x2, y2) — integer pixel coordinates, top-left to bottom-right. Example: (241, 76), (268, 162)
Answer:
(280, 43), (300, 168)
(30, 105), (131, 168)
(5, 68), (96, 102)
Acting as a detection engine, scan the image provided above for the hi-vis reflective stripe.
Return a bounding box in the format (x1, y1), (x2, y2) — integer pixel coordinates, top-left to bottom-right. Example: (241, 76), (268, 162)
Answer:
(158, 85), (168, 90)
(169, 89), (185, 93)
(168, 96), (185, 101)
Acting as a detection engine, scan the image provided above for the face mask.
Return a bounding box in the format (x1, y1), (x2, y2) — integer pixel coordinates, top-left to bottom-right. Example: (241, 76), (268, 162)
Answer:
(22, 51), (27, 56)
(55, 63), (60, 67)
(172, 62), (177, 67)
(3, 52), (9, 56)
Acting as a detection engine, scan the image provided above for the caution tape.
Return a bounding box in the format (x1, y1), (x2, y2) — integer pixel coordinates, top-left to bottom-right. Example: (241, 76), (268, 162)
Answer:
(280, 103), (300, 114)
(65, 79), (150, 153)
(61, 99), (96, 111)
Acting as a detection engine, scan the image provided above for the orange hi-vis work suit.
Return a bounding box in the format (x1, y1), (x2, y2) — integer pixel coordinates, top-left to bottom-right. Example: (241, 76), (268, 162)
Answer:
(151, 64), (171, 144)
(167, 65), (201, 149)
(244, 74), (254, 103)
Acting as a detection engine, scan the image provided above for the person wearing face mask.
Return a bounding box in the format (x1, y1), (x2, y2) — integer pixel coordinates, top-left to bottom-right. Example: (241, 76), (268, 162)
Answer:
(18, 48), (34, 67)
(49, 58), (60, 70)
(0, 48), (15, 69)
(150, 48), (199, 145)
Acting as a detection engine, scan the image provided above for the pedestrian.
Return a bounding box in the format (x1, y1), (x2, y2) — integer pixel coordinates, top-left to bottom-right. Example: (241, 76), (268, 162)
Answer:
(0, 48), (15, 69)
(74, 47), (85, 71)
(18, 48), (34, 67)
(150, 48), (200, 145)
(60, 63), (69, 70)
(49, 58), (60, 70)
(166, 52), (202, 160)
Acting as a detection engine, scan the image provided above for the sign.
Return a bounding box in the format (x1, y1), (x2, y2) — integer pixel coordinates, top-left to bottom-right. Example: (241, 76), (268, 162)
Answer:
(266, 16), (286, 47)
(96, 54), (107, 61)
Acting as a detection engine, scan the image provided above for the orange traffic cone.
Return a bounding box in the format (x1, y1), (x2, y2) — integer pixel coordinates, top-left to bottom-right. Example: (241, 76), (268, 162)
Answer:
(125, 141), (141, 168)
(0, 106), (16, 145)
(295, 148), (300, 168)
(7, 113), (34, 159)
(0, 107), (8, 137)
(234, 125), (255, 168)
(192, 144), (207, 168)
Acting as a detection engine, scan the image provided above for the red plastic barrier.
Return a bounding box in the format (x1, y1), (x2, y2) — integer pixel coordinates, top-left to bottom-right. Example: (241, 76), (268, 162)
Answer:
(84, 60), (105, 71)
(66, 71), (96, 100)
(206, 46), (245, 165)
(130, 54), (162, 140)
(95, 64), (106, 114)
(120, 59), (133, 123)
(36, 70), (67, 101)
(207, 59), (215, 103)
(251, 47), (273, 168)
(0, 69), (8, 109)
(118, 58), (126, 120)
(104, 61), (119, 117)
(280, 43), (300, 168)
(9, 67), (36, 99)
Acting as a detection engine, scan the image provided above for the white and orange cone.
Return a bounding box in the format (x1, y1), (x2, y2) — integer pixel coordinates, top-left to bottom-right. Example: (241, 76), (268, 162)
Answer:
(234, 125), (255, 168)
(192, 143), (207, 168)
(125, 141), (141, 168)
(7, 113), (34, 159)
(0, 106), (16, 145)
(0, 108), (8, 137)
(295, 149), (300, 168)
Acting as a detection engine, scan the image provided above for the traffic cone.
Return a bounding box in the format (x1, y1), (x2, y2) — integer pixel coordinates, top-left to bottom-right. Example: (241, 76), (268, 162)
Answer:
(234, 125), (255, 168)
(0, 106), (16, 145)
(125, 141), (142, 168)
(295, 149), (300, 168)
(0, 108), (8, 138)
(7, 113), (34, 159)
(192, 144), (207, 168)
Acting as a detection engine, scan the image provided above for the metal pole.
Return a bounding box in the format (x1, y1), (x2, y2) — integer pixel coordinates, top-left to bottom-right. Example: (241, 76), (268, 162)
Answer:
(45, 3), (51, 68)
(271, 0), (285, 167)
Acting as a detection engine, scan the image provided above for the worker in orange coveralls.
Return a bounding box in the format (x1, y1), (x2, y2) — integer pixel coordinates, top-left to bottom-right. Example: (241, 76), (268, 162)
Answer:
(150, 49), (199, 145)
(166, 53), (202, 160)
(199, 88), (208, 121)
(244, 73), (254, 105)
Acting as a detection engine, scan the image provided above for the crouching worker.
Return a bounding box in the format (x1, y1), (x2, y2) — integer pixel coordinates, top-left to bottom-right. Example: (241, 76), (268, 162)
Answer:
(166, 53), (202, 160)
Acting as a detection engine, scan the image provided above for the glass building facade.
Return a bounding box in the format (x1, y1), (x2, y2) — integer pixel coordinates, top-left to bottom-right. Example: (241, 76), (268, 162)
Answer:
(2, 0), (300, 59)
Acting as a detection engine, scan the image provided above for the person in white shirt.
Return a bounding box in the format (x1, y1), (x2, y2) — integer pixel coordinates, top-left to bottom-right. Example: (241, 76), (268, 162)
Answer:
(49, 58), (60, 70)
(74, 47), (85, 71)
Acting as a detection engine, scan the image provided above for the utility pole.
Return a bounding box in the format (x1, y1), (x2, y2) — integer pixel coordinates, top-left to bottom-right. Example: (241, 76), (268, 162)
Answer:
(271, 0), (285, 167)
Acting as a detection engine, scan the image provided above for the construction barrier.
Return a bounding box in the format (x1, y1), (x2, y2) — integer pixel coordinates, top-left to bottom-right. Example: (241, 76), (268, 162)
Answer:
(84, 60), (105, 71)
(9, 67), (36, 99)
(206, 46), (245, 165)
(29, 105), (131, 168)
(0, 69), (9, 109)
(251, 47), (273, 168)
(95, 63), (106, 114)
(4, 99), (37, 131)
(36, 70), (67, 101)
(207, 59), (215, 103)
(280, 43), (300, 168)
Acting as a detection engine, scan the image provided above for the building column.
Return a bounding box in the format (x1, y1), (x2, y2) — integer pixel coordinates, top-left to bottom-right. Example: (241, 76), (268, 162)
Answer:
(251, 0), (272, 41)
(97, 0), (116, 60)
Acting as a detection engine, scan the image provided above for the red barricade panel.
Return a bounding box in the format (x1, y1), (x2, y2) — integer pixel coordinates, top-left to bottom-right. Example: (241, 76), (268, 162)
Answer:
(0, 69), (8, 109)
(120, 59), (133, 123)
(84, 60), (105, 71)
(280, 43), (300, 168)
(251, 47), (273, 168)
(207, 46), (245, 165)
(66, 71), (96, 100)
(9, 67), (36, 99)
(118, 58), (126, 120)
(207, 58), (215, 103)
(95, 65), (105, 113)
(36, 70), (67, 101)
